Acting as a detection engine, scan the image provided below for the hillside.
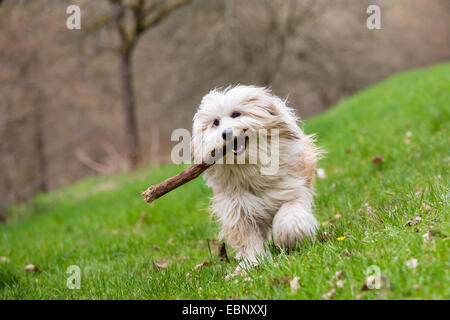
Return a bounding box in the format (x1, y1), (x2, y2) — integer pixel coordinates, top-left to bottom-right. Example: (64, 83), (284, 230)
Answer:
(0, 63), (449, 299)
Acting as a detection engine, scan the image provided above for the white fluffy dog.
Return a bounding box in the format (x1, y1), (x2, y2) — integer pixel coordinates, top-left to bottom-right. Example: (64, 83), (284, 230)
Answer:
(192, 86), (320, 270)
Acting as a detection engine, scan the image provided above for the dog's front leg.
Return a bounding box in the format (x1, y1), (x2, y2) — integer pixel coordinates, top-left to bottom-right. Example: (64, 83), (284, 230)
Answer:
(272, 200), (318, 249)
(223, 220), (270, 272)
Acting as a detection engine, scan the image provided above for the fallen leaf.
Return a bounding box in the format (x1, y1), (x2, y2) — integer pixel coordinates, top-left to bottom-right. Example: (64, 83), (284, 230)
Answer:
(371, 155), (385, 165)
(422, 231), (432, 243)
(404, 216), (422, 227)
(364, 203), (374, 214)
(360, 275), (390, 291)
(405, 258), (418, 269)
(290, 276), (300, 294)
(271, 275), (292, 284)
(24, 264), (41, 273)
(194, 261), (212, 270)
(413, 216), (422, 224)
(321, 214), (342, 227)
(404, 219), (414, 227)
(316, 168), (327, 179)
(345, 148), (351, 154)
(322, 288), (336, 300)
(153, 261), (168, 270)
(344, 249), (354, 255)
(334, 270), (344, 280)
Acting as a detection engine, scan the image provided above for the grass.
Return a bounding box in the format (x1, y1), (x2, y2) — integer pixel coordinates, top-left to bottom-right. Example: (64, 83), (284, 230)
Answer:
(1, 63), (449, 299)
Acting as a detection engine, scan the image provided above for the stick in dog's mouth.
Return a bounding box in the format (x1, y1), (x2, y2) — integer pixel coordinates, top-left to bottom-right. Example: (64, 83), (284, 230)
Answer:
(142, 135), (250, 204)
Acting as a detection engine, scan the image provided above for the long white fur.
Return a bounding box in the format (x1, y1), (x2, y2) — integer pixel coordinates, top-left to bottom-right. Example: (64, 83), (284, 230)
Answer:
(192, 85), (321, 271)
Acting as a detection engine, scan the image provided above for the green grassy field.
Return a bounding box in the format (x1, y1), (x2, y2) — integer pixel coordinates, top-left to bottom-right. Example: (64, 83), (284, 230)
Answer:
(1, 63), (449, 299)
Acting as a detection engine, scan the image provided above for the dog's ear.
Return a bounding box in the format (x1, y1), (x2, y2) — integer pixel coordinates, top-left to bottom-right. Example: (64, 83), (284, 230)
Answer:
(266, 105), (280, 117)
(244, 91), (301, 140)
(242, 93), (282, 119)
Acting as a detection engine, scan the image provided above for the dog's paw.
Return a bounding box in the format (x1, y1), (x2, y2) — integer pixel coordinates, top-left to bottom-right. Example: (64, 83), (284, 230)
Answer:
(235, 258), (259, 272)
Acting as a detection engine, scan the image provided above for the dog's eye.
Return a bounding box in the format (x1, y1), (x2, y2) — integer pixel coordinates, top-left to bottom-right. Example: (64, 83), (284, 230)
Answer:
(231, 112), (241, 118)
(213, 119), (220, 126)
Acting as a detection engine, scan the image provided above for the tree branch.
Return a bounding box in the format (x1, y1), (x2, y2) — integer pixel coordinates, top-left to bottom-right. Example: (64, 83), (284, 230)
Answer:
(142, 0), (192, 30)
(111, 0), (131, 52)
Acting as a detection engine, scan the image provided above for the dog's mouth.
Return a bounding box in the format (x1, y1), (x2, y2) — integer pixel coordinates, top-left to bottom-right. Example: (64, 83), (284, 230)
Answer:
(232, 136), (248, 155)
(212, 134), (249, 160)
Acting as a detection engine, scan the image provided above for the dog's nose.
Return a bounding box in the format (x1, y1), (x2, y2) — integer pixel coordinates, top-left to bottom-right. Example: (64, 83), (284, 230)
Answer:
(222, 128), (233, 140)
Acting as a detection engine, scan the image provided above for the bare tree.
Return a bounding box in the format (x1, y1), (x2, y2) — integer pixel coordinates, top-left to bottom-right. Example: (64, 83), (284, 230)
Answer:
(216, 0), (323, 86)
(96, 0), (193, 167)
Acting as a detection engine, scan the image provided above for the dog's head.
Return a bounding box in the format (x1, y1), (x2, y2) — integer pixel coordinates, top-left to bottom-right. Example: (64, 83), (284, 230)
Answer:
(192, 85), (300, 165)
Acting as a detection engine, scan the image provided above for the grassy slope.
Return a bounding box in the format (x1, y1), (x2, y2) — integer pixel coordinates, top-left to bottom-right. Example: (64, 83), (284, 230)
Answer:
(1, 63), (449, 299)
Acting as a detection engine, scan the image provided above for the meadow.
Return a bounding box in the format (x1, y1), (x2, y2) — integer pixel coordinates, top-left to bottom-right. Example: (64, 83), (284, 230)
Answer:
(0, 63), (449, 299)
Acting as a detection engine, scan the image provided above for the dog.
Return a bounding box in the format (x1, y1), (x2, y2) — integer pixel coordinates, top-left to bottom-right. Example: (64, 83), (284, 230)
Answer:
(191, 85), (321, 271)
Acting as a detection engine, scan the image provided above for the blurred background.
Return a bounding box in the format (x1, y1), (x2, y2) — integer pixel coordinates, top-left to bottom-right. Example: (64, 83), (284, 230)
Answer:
(0, 0), (449, 216)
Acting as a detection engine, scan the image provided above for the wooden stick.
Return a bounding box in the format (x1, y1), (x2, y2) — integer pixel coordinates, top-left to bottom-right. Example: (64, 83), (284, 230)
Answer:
(142, 157), (215, 203)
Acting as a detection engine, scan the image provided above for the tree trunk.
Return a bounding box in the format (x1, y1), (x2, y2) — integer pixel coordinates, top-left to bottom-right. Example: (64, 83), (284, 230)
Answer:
(120, 50), (140, 167)
(34, 98), (48, 193)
